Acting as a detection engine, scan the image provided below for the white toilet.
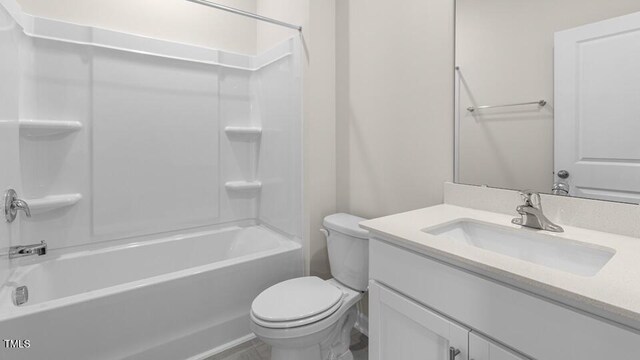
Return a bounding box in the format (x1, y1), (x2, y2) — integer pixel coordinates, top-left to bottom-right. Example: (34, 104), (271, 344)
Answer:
(250, 213), (369, 360)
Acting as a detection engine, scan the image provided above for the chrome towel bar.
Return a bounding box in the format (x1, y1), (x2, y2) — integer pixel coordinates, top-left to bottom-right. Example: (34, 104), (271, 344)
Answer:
(467, 100), (547, 112)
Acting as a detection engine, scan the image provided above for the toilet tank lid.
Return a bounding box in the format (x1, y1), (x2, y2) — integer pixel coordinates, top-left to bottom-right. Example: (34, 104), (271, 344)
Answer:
(323, 213), (369, 239)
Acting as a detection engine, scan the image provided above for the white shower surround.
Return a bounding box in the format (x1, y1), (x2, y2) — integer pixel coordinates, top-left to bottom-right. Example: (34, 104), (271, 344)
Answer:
(0, 0), (303, 250)
(0, 0), (304, 358)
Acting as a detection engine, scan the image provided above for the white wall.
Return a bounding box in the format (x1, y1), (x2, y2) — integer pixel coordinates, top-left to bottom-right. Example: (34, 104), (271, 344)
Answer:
(336, 0), (455, 219)
(257, 0), (337, 278)
(456, 0), (640, 193)
(257, 0), (455, 278)
(17, 0), (258, 54)
(256, 39), (304, 240)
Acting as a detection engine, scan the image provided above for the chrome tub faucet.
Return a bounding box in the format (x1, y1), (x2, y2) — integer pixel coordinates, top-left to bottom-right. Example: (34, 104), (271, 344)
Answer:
(4, 189), (31, 223)
(512, 191), (564, 233)
(9, 240), (47, 259)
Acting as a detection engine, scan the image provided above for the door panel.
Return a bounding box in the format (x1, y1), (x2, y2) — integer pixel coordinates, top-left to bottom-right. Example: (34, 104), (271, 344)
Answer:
(555, 11), (640, 203)
(469, 332), (529, 360)
(369, 281), (469, 360)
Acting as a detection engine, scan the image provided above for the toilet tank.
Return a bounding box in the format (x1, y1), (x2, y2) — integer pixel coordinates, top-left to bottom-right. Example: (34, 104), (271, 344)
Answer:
(322, 213), (369, 291)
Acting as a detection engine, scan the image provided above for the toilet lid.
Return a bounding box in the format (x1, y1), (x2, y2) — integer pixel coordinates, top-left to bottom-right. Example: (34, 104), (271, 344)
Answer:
(251, 277), (343, 323)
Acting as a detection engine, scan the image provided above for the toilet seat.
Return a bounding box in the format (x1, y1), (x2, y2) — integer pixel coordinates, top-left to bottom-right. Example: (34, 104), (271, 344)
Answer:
(251, 297), (344, 329)
(251, 277), (345, 329)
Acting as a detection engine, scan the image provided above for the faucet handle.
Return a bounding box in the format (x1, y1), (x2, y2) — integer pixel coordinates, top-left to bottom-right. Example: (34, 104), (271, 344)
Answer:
(519, 190), (541, 208)
(12, 199), (31, 217)
(518, 190), (534, 204)
(4, 189), (31, 223)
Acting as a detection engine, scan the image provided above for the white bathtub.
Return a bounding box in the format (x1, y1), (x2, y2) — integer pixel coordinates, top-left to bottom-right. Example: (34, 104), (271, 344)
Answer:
(0, 225), (303, 360)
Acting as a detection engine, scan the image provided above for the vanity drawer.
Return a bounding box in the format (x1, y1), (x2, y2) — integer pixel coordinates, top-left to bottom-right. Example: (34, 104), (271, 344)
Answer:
(369, 238), (640, 360)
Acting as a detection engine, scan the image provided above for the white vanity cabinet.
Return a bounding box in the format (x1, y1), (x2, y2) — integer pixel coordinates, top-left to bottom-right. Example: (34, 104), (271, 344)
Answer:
(369, 282), (469, 360)
(368, 237), (640, 360)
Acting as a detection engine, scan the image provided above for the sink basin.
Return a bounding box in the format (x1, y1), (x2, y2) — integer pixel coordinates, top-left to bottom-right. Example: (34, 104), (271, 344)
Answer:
(423, 219), (615, 276)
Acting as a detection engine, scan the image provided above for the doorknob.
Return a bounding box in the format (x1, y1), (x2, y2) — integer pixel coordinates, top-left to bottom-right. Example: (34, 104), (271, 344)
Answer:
(449, 347), (461, 360)
(557, 170), (570, 179)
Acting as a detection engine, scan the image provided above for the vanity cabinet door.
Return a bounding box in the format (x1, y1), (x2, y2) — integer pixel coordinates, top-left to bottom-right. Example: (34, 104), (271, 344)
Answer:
(369, 281), (469, 360)
(469, 332), (529, 360)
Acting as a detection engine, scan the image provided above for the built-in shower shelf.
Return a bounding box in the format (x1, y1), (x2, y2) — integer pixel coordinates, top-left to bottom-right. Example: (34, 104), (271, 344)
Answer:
(26, 193), (82, 215)
(225, 181), (262, 191)
(224, 126), (262, 137)
(19, 120), (83, 137)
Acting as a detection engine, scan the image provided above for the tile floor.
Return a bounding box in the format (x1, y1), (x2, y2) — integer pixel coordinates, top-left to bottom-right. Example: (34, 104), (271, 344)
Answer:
(208, 329), (368, 360)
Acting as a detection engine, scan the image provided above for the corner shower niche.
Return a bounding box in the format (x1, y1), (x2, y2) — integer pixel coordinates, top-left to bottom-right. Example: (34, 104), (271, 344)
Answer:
(10, 12), (302, 250)
(224, 125), (262, 193)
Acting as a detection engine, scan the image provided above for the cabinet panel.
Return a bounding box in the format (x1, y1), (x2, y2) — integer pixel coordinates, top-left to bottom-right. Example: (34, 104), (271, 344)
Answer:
(469, 332), (528, 360)
(370, 281), (469, 360)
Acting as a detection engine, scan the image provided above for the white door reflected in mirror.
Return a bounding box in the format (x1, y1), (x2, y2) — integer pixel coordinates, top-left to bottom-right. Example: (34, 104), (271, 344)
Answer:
(554, 12), (640, 204)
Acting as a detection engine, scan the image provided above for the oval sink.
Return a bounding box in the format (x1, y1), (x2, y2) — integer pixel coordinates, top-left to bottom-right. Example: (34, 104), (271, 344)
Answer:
(423, 219), (615, 277)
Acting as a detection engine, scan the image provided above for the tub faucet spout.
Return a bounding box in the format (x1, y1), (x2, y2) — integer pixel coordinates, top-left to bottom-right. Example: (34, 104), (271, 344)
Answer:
(9, 240), (47, 259)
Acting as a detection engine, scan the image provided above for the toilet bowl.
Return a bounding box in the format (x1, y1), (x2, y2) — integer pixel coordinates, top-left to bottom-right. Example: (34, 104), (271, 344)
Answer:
(250, 278), (361, 360)
(250, 213), (369, 360)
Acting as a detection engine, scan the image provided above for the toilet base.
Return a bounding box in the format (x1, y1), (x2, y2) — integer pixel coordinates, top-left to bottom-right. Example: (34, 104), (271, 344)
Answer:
(270, 347), (354, 360)
(271, 345), (323, 360)
(254, 306), (358, 360)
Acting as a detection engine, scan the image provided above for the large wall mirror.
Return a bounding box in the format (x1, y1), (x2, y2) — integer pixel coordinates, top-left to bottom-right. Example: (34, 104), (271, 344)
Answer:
(455, 0), (640, 204)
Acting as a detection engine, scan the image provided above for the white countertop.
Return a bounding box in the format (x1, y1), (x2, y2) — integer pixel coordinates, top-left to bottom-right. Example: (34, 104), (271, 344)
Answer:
(360, 204), (640, 330)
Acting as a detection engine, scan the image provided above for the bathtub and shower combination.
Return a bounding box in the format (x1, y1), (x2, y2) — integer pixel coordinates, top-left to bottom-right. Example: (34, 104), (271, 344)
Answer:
(0, 1), (304, 359)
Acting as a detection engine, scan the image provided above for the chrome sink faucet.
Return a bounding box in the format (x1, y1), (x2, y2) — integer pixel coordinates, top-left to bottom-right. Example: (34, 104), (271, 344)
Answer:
(512, 191), (564, 233)
(9, 240), (47, 259)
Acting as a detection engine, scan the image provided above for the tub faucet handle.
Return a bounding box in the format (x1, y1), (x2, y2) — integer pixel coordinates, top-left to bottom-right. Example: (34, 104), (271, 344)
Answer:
(4, 189), (31, 223)
(12, 199), (31, 217)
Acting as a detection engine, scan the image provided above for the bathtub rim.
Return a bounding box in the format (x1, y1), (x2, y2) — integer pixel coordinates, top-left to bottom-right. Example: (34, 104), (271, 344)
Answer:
(185, 333), (256, 360)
